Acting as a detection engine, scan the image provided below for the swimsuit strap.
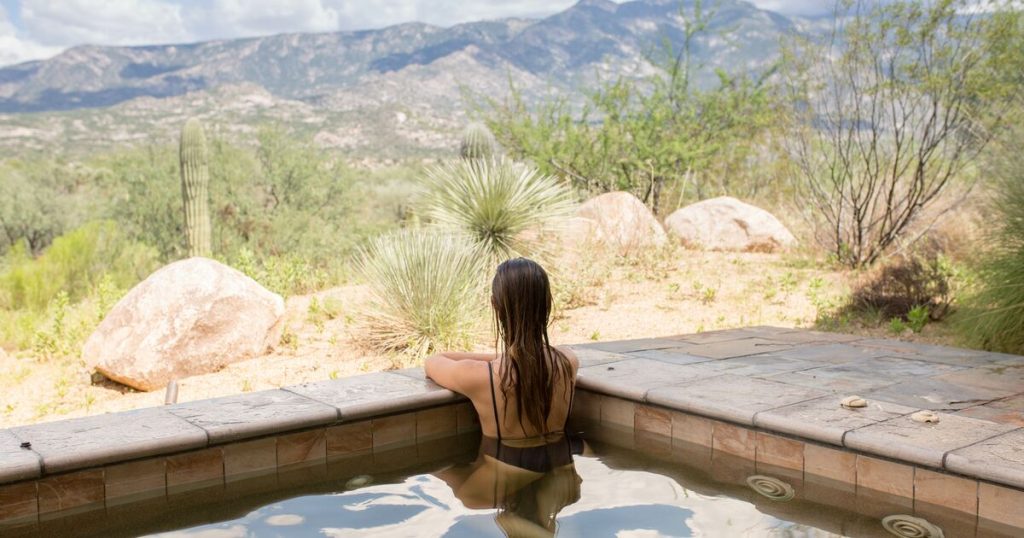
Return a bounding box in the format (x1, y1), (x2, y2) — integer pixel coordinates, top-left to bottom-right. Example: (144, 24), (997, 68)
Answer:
(564, 378), (575, 431)
(487, 361), (502, 444)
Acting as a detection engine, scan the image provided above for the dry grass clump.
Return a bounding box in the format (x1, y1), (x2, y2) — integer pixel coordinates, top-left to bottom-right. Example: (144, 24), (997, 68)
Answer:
(355, 229), (486, 358)
(845, 245), (958, 324)
(955, 120), (1024, 354)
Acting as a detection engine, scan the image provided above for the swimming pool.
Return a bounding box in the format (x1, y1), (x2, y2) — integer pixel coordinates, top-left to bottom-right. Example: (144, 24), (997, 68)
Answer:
(22, 423), (1015, 538)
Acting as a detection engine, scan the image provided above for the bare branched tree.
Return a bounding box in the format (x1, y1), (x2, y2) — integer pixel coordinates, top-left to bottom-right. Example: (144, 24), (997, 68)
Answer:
(783, 0), (1007, 267)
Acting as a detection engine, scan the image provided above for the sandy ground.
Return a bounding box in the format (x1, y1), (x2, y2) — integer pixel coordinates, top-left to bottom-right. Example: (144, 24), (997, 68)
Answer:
(0, 246), (959, 428)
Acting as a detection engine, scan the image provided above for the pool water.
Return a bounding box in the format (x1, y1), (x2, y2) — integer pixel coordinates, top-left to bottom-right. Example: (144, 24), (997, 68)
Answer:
(28, 426), (1018, 538)
(146, 441), (849, 538)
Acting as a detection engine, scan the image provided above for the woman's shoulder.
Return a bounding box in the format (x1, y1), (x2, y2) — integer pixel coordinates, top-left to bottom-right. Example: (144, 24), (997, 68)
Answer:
(552, 345), (580, 370)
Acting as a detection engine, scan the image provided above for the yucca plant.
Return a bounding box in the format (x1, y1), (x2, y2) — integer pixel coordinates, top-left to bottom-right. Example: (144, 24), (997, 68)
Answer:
(422, 157), (575, 262)
(356, 229), (487, 358)
(956, 126), (1024, 354)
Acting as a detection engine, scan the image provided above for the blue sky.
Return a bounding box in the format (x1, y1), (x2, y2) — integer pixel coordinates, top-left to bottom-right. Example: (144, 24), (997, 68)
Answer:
(0, 0), (829, 66)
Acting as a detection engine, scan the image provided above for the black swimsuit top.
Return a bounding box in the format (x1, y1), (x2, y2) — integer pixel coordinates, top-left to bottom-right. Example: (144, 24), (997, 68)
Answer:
(483, 361), (581, 473)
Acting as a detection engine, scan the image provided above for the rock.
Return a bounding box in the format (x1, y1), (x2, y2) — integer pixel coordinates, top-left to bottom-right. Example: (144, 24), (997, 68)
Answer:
(573, 192), (666, 253)
(82, 257), (285, 392)
(911, 410), (940, 424)
(840, 395), (868, 409)
(665, 196), (797, 252)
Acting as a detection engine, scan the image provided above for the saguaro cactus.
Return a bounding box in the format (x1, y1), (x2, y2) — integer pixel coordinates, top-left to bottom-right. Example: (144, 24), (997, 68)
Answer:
(459, 122), (496, 160)
(180, 117), (212, 257)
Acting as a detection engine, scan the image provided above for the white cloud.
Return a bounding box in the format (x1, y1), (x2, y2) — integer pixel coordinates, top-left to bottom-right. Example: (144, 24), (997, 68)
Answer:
(188, 0), (341, 38)
(20, 0), (189, 47)
(329, 0), (579, 30)
(0, 0), (835, 67)
(0, 4), (62, 65)
(747, 0), (832, 16)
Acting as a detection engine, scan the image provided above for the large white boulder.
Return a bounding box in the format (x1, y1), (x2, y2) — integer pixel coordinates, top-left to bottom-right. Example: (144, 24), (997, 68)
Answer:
(573, 192), (666, 253)
(665, 196), (797, 252)
(82, 257), (285, 391)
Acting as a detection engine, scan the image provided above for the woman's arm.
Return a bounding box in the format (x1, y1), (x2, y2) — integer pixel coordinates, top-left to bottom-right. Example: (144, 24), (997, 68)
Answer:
(424, 353), (488, 394)
(436, 351), (497, 362)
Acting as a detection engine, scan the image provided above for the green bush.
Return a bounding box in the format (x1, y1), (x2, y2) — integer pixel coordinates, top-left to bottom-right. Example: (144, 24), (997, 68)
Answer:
(0, 159), (95, 256)
(0, 222), (153, 354)
(422, 157), (575, 262)
(474, 2), (779, 214)
(356, 229), (486, 358)
(228, 248), (331, 298)
(0, 221), (158, 312)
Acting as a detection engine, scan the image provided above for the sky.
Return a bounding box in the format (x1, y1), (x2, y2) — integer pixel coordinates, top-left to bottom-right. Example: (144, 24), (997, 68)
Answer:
(0, 0), (830, 67)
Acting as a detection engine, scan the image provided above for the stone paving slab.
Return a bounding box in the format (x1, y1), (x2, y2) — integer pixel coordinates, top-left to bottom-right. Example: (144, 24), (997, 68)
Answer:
(668, 327), (779, 344)
(286, 371), (460, 420)
(622, 347), (714, 365)
(766, 370), (896, 393)
(576, 358), (722, 401)
(753, 395), (915, 446)
(844, 413), (1018, 468)
(852, 338), (1005, 366)
(671, 325), (864, 345)
(564, 346), (633, 367)
(579, 337), (684, 354)
(167, 389), (339, 444)
(700, 354), (830, 377)
(0, 430), (40, 483)
(682, 338), (798, 359)
(955, 394), (1024, 427)
(767, 357), (967, 393)
(757, 328), (865, 344)
(766, 343), (891, 363)
(646, 374), (828, 425)
(955, 404), (1024, 427)
(934, 364), (1024, 392)
(11, 407), (207, 473)
(860, 378), (1017, 411)
(945, 428), (1024, 489)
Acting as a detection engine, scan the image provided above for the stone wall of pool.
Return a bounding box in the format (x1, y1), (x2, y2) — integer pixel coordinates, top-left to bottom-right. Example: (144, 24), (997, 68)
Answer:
(1, 326), (1022, 535)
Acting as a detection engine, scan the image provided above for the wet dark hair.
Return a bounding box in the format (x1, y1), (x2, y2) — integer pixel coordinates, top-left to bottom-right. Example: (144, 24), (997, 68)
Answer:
(491, 257), (572, 433)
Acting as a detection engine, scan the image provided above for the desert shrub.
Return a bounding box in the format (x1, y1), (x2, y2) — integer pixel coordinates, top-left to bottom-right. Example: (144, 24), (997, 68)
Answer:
(476, 0), (782, 213)
(783, 0), (1009, 267)
(844, 248), (959, 324)
(422, 157), (575, 262)
(356, 229), (487, 358)
(0, 221), (152, 354)
(0, 159), (98, 256)
(229, 248), (331, 298)
(97, 145), (185, 260)
(0, 221), (158, 312)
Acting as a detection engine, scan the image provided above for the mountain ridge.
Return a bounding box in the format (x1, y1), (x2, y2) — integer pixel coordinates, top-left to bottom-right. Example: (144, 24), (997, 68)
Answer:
(0, 0), (808, 158)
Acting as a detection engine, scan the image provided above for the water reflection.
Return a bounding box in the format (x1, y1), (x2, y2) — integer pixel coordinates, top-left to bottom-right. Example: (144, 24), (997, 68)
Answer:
(432, 434), (584, 536)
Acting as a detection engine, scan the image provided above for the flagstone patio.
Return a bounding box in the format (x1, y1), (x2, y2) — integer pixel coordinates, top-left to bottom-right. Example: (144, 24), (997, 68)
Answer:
(571, 325), (1024, 487)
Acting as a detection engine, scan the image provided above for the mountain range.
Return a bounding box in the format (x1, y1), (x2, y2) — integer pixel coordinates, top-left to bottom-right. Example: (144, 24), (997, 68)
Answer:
(0, 0), (818, 159)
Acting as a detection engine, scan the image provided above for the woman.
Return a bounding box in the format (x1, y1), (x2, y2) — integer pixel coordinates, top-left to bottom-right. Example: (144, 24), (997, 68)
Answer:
(426, 258), (582, 535)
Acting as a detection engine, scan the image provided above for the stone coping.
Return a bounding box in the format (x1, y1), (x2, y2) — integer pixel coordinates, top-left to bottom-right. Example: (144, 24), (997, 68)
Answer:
(1, 326), (1022, 492)
(1, 370), (464, 485)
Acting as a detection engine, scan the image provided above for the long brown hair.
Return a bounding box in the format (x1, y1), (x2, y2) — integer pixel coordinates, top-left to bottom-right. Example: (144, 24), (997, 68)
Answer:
(491, 257), (572, 433)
